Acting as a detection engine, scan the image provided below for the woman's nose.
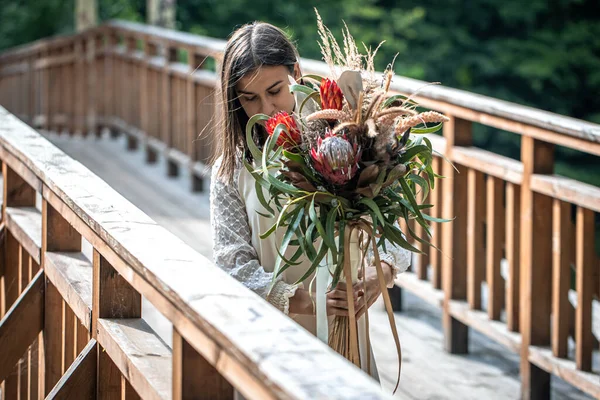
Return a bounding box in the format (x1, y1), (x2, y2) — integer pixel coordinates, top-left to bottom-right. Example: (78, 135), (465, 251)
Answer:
(262, 100), (276, 117)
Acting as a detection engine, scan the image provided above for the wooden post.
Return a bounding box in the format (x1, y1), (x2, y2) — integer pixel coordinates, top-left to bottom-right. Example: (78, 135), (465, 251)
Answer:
(163, 45), (178, 176)
(519, 136), (554, 400)
(42, 199), (82, 395)
(505, 183), (520, 332)
(486, 176), (505, 321)
(172, 328), (233, 400)
(92, 249), (141, 398)
(466, 168), (485, 310)
(441, 116), (471, 354)
(551, 199), (570, 357)
(125, 37), (139, 151)
(575, 206), (594, 371)
(189, 52), (204, 192)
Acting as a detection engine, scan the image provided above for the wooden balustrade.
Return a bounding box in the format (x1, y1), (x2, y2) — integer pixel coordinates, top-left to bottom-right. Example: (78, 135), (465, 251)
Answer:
(1, 19), (600, 399)
(0, 106), (389, 399)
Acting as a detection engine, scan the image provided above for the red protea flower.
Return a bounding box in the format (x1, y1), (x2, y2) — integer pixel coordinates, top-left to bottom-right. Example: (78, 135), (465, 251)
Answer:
(320, 78), (344, 110)
(265, 111), (302, 149)
(310, 130), (360, 185)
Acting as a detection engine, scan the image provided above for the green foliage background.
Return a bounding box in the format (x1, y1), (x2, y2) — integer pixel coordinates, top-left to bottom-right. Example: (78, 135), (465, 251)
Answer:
(1, 0), (599, 186)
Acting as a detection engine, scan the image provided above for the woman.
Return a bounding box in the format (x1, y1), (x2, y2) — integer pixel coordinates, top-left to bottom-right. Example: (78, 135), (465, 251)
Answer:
(210, 21), (411, 380)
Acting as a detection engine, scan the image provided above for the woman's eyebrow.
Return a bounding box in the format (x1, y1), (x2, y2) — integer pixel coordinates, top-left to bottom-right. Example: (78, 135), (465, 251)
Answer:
(237, 80), (283, 95)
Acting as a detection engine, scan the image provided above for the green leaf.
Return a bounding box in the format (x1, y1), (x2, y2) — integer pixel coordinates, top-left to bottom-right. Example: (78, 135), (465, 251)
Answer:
(399, 177), (426, 227)
(245, 114), (269, 161)
(309, 197), (333, 250)
(383, 223), (421, 254)
(289, 84), (317, 96)
(255, 178), (274, 216)
(300, 74), (325, 84)
(358, 197), (385, 227)
(411, 123), (443, 134)
(300, 91), (321, 115)
(399, 144), (430, 163)
(294, 241), (328, 284)
(325, 206), (339, 263)
(267, 173), (303, 195)
(408, 173), (430, 201)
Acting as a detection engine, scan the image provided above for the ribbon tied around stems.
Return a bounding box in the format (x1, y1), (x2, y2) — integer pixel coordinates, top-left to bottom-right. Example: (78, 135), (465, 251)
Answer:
(317, 219), (402, 393)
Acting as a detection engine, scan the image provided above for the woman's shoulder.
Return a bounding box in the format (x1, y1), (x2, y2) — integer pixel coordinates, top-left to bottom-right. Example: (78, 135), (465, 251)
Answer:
(210, 152), (245, 185)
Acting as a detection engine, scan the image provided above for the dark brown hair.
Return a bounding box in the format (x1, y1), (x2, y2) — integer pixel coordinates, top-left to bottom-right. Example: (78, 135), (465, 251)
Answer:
(214, 22), (300, 183)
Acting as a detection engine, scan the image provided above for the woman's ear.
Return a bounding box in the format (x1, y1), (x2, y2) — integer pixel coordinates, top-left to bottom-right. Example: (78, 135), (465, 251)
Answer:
(293, 62), (301, 81)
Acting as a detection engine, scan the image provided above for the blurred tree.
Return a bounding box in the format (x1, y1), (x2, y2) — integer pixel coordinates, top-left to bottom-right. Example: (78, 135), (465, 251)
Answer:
(76, 0), (98, 31)
(147, 0), (176, 28)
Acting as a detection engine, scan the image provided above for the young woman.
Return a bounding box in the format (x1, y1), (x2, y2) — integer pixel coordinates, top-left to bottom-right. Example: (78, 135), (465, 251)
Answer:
(210, 21), (411, 380)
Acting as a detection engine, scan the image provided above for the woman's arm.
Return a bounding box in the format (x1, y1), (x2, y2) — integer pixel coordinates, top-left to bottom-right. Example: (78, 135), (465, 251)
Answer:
(210, 159), (301, 315)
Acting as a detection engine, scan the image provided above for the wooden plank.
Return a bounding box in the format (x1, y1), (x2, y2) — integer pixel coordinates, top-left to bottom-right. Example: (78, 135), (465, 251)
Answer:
(528, 346), (600, 399)
(44, 252), (93, 330)
(92, 249), (141, 334)
(2, 230), (20, 316)
(505, 183), (520, 332)
(441, 116), (471, 354)
(531, 174), (600, 213)
(0, 148), (43, 194)
(122, 375), (141, 399)
(519, 136), (554, 400)
(46, 338), (96, 400)
(0, 269), (44, 382)
(486, 176), (505, 321)
(45, 278), (63, 395)
(466, 168), (485, 310)
(5, 206), (42, 265)
(551, 199), (571, 358)
(173, 327), (233, 400)
(448, 300), (521, 354)
(575, 206), (594, 372)
(97, 318), (172, 400)
(429, 156), (442, 289)
(394, 271), (443, 308)
(452, 147), (523, 185)
(62, 301), (76, 372)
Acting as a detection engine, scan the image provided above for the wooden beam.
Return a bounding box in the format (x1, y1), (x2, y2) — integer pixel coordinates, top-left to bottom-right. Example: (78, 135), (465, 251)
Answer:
(441, 116), (471, 354)
(0, 269), (44, 382)
(44, 252), (92, 330)
(505, 183), (520, 332)
(466, 168), (485, 310)
(575, 207), (594, 371)
(173, 327), (233, 400)
(46, 338), (97, 399)
(519, 136), (554, 400)
(551, 199), (571, 358)
(97, 318), (171, 400)
(486, 176), (505, 321)
(5, 206), (42, 265)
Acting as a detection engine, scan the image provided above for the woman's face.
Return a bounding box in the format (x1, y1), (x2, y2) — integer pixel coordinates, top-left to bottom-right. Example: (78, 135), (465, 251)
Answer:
(235, 64), (300, 119)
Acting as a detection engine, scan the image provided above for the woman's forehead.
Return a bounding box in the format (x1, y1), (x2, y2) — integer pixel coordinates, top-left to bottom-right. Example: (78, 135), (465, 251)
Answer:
(236, 65), (290, 93)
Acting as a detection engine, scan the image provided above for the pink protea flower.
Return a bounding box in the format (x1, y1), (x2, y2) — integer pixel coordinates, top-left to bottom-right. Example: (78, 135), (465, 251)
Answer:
(320, 78), (344, 110)
(265, 111), (301, 149)
(310, 130), (360, 185)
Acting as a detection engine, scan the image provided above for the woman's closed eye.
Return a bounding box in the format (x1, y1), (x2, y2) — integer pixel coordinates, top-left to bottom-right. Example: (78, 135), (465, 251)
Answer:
(242, 95), (257, 102)
(268, 88), (281, 96)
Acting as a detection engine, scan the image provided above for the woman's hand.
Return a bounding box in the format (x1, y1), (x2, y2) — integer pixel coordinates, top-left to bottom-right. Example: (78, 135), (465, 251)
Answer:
(352, 262), (394, 319)
(326, 281), (364, 317)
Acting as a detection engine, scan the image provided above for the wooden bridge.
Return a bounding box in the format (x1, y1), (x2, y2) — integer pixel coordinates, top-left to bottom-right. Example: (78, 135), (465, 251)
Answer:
(0, 20), (599, 400)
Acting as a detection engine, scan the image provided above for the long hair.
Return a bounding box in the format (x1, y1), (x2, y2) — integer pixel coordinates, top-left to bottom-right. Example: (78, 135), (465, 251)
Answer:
(213, 22), (299, 183)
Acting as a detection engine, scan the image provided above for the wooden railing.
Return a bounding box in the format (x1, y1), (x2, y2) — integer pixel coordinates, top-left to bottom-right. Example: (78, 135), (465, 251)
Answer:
(1, 19), (599, 399)
(0, 106), (390, 399)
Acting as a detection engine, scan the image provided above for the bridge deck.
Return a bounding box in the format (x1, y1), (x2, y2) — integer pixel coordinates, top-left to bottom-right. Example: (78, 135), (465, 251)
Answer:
(46, 130), (591, 400)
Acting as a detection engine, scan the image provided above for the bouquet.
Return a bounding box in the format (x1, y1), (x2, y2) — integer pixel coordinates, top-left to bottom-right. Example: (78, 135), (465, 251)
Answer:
(244, 10), (449, 391)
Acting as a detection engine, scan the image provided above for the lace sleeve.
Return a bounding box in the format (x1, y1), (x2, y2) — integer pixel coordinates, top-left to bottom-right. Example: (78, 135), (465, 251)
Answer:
(365, 221), (412, 288)
(210, 158), (300, 314)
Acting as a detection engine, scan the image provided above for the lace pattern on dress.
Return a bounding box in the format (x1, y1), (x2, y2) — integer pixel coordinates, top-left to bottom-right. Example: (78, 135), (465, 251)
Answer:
(210, 156), (299, 314)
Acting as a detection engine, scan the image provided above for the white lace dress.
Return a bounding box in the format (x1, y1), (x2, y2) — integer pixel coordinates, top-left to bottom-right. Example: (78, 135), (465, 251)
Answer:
(210, 156), (411, 379)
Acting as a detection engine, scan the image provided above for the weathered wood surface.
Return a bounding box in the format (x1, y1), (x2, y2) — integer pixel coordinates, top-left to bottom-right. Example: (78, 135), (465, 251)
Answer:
(0, 269), (44, 382)
(97, 318), (172, 400)
(45, 338), (97, 399)
(5, 206), (42, 264)
(0, 107), (389, 399)
(46, 129), (597, 400)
